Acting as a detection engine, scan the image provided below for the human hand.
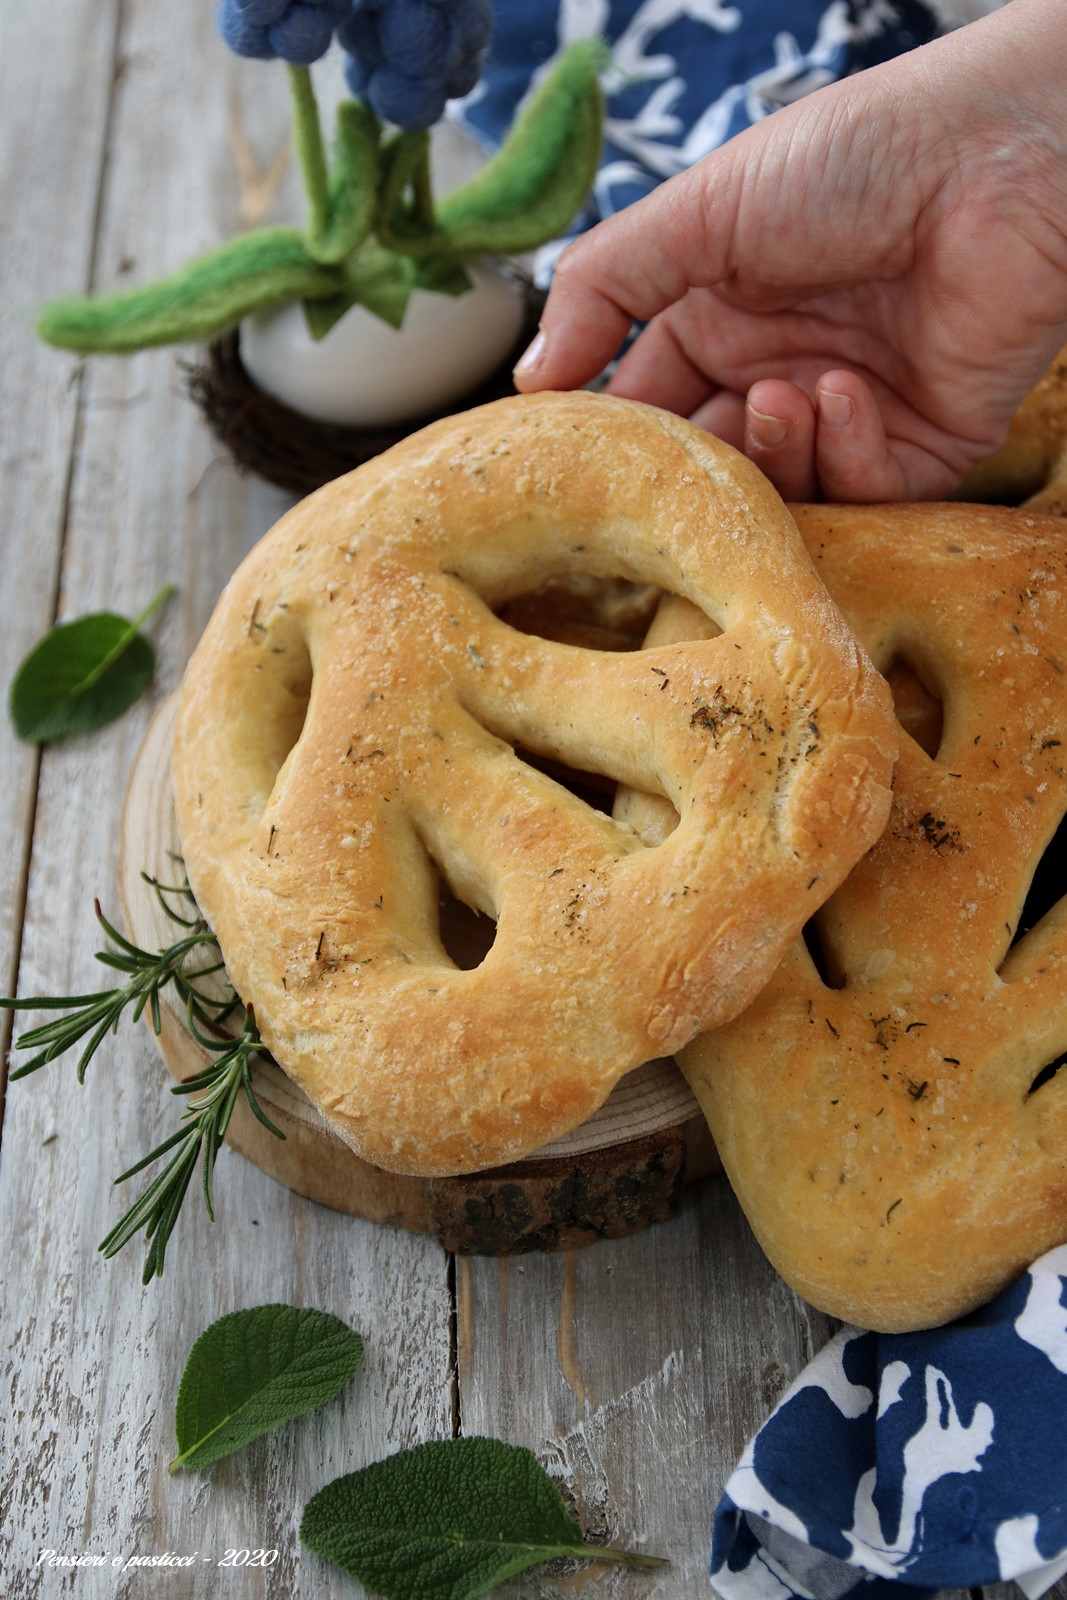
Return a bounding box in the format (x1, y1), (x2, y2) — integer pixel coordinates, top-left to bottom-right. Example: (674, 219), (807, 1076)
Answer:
(514, 0), (1067, 502)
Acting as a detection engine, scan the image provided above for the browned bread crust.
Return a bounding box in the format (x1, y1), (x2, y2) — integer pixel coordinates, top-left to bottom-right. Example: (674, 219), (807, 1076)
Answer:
(173, 392), (895, 1176)
(674, 502), (1067, 1331)
(960, 347), (1067, 514)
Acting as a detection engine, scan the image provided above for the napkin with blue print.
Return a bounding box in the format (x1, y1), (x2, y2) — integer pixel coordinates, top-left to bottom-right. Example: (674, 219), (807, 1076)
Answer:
(711, 1246), (1067, 1600)
(454, 0), (939, 279)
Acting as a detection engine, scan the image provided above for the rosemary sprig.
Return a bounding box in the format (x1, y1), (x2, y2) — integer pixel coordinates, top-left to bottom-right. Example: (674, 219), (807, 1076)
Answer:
(101, 1003), (284, 1283)
(1, 883), (232, 1082)
(1, 876), (283, 1282)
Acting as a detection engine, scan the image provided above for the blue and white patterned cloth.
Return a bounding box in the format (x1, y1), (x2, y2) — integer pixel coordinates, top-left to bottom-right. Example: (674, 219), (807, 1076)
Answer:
(452, 0), (939, 280)
(711, 1246), (1067, 1600)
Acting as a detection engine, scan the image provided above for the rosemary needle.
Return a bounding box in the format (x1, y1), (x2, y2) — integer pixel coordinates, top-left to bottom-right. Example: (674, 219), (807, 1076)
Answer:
(101, 1006), (284, 1283)
(1, 875), (283, 1283)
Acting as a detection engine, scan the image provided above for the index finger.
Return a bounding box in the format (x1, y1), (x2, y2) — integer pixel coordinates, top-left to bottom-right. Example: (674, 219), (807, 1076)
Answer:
(514, 157), (739, 392)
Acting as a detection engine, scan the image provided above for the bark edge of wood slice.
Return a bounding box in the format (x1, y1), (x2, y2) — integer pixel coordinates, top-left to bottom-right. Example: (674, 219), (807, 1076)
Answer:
(118, 693), (719, 1255)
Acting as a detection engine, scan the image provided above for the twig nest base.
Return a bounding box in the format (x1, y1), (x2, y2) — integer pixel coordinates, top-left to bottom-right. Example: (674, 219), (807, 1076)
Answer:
(239, 261), (527, 428)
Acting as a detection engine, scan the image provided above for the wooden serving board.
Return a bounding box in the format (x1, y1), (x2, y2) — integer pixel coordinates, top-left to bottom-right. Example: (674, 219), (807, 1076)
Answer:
(118, 693), (718, 1254)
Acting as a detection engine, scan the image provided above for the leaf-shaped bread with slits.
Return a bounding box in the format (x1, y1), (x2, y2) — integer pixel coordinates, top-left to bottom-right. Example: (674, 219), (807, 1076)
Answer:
(664, 502), (1067, 1332)
(173, 391), (896, 1177)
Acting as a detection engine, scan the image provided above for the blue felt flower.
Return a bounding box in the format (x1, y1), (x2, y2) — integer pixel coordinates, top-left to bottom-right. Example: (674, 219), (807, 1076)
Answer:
(339, 0), (492, 131)
(218, 0), (351, 66)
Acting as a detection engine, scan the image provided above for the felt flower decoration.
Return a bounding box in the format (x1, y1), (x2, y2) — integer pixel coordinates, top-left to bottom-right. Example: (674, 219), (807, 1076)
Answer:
(340, 0), (493, 131)
(218, 0), (351, 66)
(36, 4), (603, 352)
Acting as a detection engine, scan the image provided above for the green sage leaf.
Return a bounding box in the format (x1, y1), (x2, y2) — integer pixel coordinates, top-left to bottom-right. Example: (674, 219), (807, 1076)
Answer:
(300, 1436), (668, 1599)
(170, 1303), (364, 1472)
(9, 585), (173, 744)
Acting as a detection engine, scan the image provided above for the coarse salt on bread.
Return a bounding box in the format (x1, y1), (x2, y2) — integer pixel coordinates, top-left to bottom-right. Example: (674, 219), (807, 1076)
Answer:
(173, 392), (896, 1176)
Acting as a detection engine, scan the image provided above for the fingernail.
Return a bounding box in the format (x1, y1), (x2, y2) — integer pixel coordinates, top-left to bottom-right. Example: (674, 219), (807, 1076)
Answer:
(747, 407), (789, 449)
(514, 329), (546, 378)
(819, 389), (855, 428)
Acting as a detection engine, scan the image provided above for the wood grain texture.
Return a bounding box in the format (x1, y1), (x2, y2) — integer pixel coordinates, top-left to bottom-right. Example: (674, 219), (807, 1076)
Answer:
(0, 6), (452, 1597)
(458, 1181), (840, 1597)
(0, 0), (121, 1082)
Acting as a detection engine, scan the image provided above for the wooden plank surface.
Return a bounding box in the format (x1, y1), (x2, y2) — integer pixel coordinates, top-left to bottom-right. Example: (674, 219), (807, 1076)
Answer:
(1, 4), (1062, 1600)
(0, 5), (452, 1595)
(0, 0), (122, 1078)
(458, 1186), (839, 1597)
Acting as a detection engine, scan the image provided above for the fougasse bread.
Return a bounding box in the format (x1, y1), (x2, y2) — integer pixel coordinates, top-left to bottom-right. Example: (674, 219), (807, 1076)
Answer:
(631, 503), (1067, 1332)
(960, 344), (1067, 515)
(172, 391), (896, 1177)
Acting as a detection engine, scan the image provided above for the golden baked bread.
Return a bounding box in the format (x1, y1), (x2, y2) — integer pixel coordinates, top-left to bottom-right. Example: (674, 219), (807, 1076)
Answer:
(959, 344), (1067, 514)
(496, 573), (661, 652)
(640, 502), (1067, 1332)
(173, 391), (896, 1177)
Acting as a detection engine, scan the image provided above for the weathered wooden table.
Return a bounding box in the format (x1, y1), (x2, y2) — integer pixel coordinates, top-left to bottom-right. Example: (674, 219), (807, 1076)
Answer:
(0, 5), (1056, 1599)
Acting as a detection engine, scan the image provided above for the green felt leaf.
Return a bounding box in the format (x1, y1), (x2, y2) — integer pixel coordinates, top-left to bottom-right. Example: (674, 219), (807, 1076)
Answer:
(37, 228), (347, 354)
(170, 1304), (363, 1472)
(342, 252), (412, 327)
(414, 259), (474, 298)
(304, 242), (421, 337)
(302, 251), (471, 339)
(377, 129), (439, 258)
(9, 585), (173, 744)
(310, 99), (383, 265)
(300, 1437), (668, 1599)
(302, 290), (365, 340)
(435, 40), (605, 259)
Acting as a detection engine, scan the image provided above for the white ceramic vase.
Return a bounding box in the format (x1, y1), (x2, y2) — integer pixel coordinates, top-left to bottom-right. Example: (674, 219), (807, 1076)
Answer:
(239, 261), (528, 429)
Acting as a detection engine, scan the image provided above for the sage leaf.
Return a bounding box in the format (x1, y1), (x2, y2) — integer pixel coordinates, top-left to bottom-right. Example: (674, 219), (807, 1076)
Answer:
(170, 1304), (364, 1472)
(300, 1436), (668, 1599)
(9, 585), (173, 744)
